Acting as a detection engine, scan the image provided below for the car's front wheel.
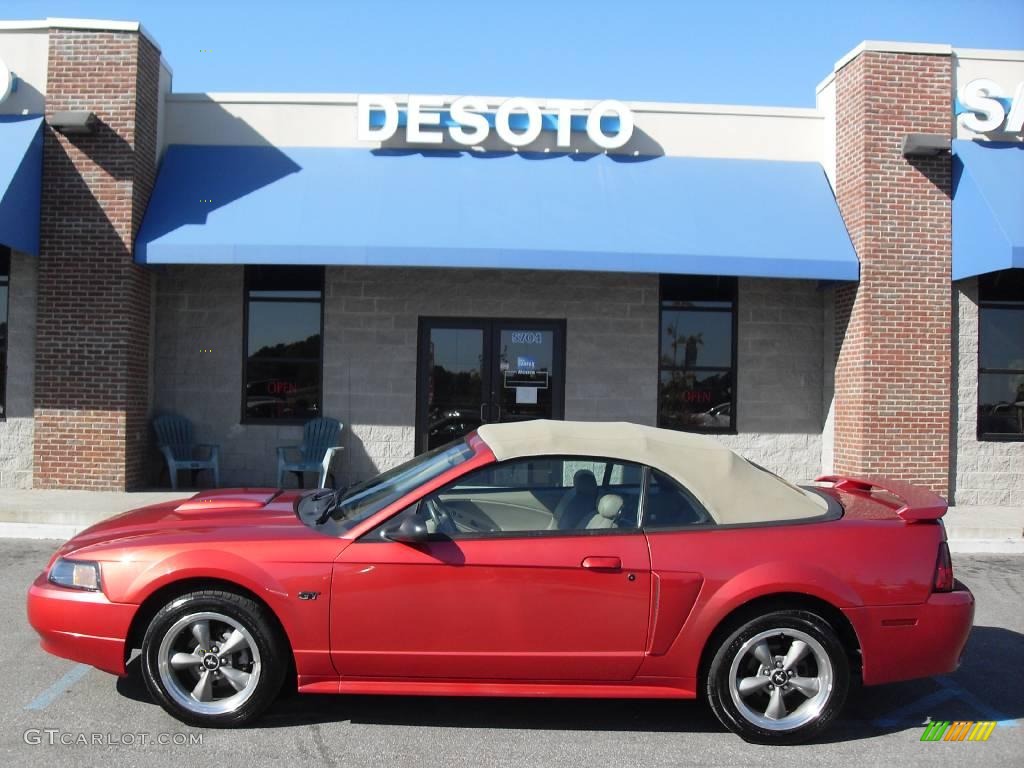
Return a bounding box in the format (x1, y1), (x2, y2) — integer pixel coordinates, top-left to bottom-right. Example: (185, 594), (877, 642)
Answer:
(705, 609), (850, 744)
(140, 589), (287, 727)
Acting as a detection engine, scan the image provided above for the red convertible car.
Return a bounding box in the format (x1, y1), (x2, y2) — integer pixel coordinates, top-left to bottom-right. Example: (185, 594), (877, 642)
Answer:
(27, 420), (974, 744)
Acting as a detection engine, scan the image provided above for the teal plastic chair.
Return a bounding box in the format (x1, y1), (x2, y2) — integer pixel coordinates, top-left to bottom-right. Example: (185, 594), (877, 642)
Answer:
(276, 417), (344, 489)
(153, 413), (220, 490)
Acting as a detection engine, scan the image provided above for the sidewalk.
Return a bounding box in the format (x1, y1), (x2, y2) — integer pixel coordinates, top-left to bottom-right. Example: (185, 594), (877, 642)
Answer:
(0, 488), (1020, 552)
(943, 505), (1024, 554)
(0, 489), (192, 540)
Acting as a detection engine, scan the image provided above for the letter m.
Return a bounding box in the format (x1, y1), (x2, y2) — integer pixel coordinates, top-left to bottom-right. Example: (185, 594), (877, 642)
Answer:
(945, 721), (973, 741)
(921, 720), (950, 741)
(967, 721), (997, 742)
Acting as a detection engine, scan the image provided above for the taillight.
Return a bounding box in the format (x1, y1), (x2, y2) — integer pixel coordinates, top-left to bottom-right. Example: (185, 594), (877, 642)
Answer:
(933, 542), (954, 592)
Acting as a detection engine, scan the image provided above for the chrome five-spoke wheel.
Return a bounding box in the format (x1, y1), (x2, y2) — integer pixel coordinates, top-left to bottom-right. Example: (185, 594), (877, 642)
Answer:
(727, 628), (833, 731)
(157, 612), (262, 715)
(706, 609), (850, 744)
(141, 590), (286, 727)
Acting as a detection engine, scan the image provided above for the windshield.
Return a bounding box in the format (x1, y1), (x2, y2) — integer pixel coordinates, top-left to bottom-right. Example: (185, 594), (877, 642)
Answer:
(296, 437), (476, 532)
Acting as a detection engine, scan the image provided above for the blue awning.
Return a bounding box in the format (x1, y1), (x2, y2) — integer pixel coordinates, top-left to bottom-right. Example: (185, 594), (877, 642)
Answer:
(953, 140), (1024, 280)
(0, 116), (43, 255)
(136, 145), (858, 280)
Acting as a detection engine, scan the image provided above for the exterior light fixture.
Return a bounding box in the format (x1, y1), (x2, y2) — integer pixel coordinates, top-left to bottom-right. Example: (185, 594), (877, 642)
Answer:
(49, 110), (98, 135)
(901, 133), (950, 158)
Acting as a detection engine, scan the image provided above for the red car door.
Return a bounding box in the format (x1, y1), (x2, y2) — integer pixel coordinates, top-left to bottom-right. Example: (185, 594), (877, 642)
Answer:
(332, 532), (651, 681)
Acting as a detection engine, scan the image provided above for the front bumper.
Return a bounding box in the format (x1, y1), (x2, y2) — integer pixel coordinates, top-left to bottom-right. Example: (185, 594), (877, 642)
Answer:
(844, 583), (975, 686)
(26, 572), (137, 676)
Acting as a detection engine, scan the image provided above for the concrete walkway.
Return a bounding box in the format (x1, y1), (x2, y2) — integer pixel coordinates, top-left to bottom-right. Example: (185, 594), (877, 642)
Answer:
(0, 488), (1020, 552)
(0, 488), (193, 540)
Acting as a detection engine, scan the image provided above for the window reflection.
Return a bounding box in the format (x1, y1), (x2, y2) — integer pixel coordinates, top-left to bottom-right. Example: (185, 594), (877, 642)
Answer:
(657, 276), (736, 433)
(427, 328), (485, 450)
(978, 270), (1024, 440)
(244, 266), (323, 422)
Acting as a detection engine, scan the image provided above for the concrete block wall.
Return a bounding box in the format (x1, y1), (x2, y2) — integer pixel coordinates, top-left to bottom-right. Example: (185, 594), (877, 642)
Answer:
(152, 266), (827, 488)
(0, 251), (37, 488)
(717, 278), (825, 482)
(952, 280), (1024, 506)
(322, 267), (661, 483)
(152, 265), (304, 487)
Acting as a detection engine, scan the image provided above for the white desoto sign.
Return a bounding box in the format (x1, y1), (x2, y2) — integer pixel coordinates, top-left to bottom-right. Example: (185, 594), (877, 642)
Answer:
(0, 56), (13, 105)
(357, 95), (635, 150)
(957, 78), (1024, 135)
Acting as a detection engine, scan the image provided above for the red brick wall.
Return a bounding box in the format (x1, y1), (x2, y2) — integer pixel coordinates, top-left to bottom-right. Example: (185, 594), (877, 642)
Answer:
(33, 28), (160, 490)
(833, 51), (953, 496)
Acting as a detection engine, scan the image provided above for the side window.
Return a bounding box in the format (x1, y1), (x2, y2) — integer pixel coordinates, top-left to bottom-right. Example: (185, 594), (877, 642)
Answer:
(977, 270), (1024, 441)
(643, 468), (713, 528)
(377, 456), (643, 539)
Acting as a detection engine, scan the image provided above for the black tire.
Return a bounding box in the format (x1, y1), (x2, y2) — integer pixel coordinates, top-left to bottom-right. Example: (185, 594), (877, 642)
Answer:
(705, 609), (849, 745)
(140, 589), (287, 727)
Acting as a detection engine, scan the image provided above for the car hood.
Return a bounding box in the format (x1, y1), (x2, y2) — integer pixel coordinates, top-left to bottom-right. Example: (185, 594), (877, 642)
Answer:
(54, 488), (312, 558)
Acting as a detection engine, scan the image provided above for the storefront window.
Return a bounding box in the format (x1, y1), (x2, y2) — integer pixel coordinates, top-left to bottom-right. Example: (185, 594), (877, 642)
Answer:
(978, 270), (1024, 441)
(0, 247), (8, 419)
(657, 275), (736, 433)
(243, 266), (324, 423)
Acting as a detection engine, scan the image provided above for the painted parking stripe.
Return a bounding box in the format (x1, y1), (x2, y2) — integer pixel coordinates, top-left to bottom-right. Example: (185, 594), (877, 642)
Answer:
(24, 663), (91, 710)
(873, 676), (1020, 729)
(873, 687), (959, 728)
(934, 676), (1019, 727)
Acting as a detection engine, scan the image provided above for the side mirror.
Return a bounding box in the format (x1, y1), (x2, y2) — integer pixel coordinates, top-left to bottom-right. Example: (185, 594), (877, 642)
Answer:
(383, 515), (431, 544)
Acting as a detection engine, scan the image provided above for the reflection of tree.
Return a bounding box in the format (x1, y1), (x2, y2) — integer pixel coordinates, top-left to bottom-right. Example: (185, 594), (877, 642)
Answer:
(663, 316), (703, 369)
(252, 334), (321, 359)
(432, 366), (482, 407)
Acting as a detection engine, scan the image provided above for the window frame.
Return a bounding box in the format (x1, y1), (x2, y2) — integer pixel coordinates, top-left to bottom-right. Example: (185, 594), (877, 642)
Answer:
(977, 271), (1024, 442)
(362, 454), (650, 542)
(640, 466), (714, 529)
(656, 275), (738, 435)
(241, 265), (326, 426)
(0, 246), (9, 421)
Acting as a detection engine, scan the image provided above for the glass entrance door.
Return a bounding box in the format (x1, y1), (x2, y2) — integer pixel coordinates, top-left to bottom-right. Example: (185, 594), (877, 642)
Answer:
(417, 319), (565, 452)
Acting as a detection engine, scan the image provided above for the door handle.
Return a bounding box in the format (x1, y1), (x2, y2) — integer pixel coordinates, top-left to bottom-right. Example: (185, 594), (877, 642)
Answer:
(581, 556), (621, 571)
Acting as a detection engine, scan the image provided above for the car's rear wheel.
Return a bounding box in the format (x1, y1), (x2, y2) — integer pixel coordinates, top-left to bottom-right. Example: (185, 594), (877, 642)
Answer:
(706, 609), (849, 744)
(140, 589), (286, 727)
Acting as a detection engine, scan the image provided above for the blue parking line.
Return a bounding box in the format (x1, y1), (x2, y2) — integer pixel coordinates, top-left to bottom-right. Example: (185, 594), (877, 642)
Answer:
(873, 687), (958, 728)
(873, 676), (1021, 729)
(24, 664), (91, 710)
(934, 676), (1020, 727)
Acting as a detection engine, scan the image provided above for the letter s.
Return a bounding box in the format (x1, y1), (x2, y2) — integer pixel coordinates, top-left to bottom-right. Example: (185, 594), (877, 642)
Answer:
(449, 97), (491, 146)
(959, 79), (1006, 134)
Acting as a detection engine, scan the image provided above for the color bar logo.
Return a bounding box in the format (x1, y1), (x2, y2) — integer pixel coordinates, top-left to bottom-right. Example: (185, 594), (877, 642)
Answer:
(920, 720), (997, 742)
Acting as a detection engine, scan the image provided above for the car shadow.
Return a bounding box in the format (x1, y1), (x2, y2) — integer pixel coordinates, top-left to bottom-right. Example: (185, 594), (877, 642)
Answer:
(116, 624), (1023, 743)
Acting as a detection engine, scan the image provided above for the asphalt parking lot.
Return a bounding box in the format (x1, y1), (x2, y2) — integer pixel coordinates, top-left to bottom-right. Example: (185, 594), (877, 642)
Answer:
(1, 540), (1020, 768)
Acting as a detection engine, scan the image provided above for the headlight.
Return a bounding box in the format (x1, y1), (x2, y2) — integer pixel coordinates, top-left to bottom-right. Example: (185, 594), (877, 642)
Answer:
(48, 558), (101, 591)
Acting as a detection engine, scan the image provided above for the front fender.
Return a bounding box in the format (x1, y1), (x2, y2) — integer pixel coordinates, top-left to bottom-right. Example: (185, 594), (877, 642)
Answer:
(120, 549), (291, 605)
(103, 548), (334, 678)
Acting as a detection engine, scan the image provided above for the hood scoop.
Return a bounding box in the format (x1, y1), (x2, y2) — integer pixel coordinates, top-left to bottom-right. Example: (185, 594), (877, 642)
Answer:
(175, 489), (282, 514)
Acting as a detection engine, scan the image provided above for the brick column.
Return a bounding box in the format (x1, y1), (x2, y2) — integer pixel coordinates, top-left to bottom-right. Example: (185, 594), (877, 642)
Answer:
(832, 50), (953, 495)
(33, 27), (160, 489)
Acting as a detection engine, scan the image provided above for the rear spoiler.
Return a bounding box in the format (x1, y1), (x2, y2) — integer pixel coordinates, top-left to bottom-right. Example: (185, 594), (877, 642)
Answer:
(815, 475), (948, 522)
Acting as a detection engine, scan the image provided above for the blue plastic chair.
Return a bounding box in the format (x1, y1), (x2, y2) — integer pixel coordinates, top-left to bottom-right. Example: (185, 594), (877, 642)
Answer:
(276, 417), (344, 489)
(153, 413), (221, 490)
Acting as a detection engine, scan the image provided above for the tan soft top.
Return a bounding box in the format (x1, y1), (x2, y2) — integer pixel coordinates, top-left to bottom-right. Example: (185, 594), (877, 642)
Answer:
(476, 420), (827, 525)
